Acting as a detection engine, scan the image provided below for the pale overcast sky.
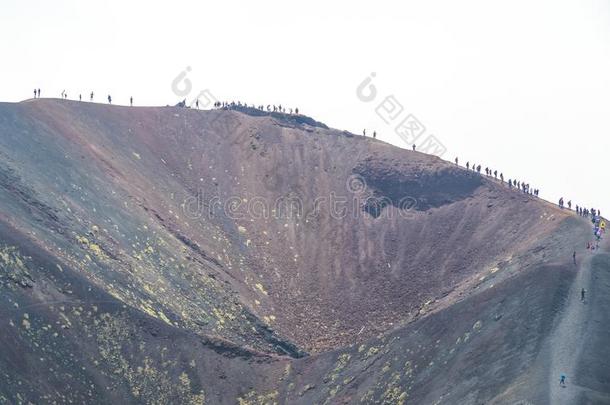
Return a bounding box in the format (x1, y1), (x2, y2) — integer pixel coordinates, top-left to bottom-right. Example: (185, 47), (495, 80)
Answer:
(2, 0), (609, 215)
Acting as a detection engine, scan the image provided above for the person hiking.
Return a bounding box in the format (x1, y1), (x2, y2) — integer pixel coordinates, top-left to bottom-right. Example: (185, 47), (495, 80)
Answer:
(568, 200), (572, 210)
(466, 162), (470, 170)
(107, 95), (112, 104)
(130, 96), (133, 107)
(373, 131), (377, 139)
(90, 91), (94, 101)
(455, 157), (458, 166)
(560, 374), (566, 387)
(573, 251), (576, 264)
(581, 288), (586, 302)
(196, 99), (199, 109)
(79, 94), (82, 101)
(37, 89), (41, 98)
(363, 129), (366, 137)
(33, 89), (37, 99)
(412, 144), (416, 151)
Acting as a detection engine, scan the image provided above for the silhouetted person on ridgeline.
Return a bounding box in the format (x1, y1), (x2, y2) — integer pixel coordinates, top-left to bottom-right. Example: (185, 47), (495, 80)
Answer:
(413, 144), (416, 151)
(130, 96), (133, 107)
(79, 94), (82, 101)
(37, 89), (41, 98)
(34, 89), (37, 99)
(466, 162), (470, 170)
(455, 157), (458, 165)
(108, 95), (112, 104)
(90, 92), (94, 101)
(373, 131), (377, 139)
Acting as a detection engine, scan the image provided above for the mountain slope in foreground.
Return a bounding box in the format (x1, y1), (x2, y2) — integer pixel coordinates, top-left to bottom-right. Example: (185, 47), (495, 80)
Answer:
(0, 99), (608, 404)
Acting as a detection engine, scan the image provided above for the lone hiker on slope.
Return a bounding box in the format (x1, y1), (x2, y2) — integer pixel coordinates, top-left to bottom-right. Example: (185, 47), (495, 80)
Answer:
(573, 251), (576, 265)
(560, 374), (566, 387)
(108, 95), (112, 104)
(581, 288), (586, 302)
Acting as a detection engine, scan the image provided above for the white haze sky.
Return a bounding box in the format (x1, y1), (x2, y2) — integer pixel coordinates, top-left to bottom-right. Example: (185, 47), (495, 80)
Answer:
(2, 0), (609, 215)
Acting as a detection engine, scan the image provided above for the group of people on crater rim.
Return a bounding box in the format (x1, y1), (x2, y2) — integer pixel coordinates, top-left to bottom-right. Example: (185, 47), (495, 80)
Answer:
(202, 100), (300, 116)
(26, 88), (608, 224)
(558, 198), (601, 221)
(33, 88), (134, 107)
(453, 155), (602, 222)
(458, 158), (539, 197)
